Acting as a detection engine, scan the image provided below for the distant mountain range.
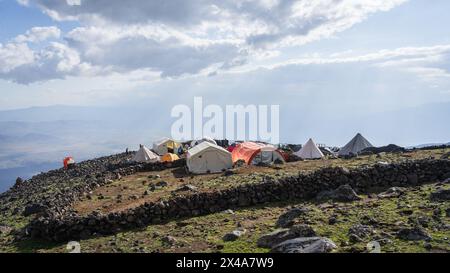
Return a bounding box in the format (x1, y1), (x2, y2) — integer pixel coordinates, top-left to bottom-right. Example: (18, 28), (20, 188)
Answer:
(407, 142), (450, 149)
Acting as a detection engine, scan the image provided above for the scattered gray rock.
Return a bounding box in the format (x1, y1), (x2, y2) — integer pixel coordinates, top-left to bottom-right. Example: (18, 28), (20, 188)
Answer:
(155, 181), (168, 187)
(223, 170), (235, 176)
(257, 224), (316, 248)
(409, 215), (432, 228)
(276, 207), (309, 228)
(361, 215), (379, 225)
(440, 152), (450, 160)
(328, 215), (338, 225)
(397, 227), (432, 241)
(23, 203), (46, 216)
(348, 224), (374, 243)
(174, 184), (198, 192)
(316, 184), (361, 202)
(0, 225), (12, 235)
(271, 237), (336, 253)
(223, 230), (245, 241)
(430, 189), (450, 202)
(161, 235), (177, 245)
(378, 187), (406, 198)
(222, 209), (235, 214)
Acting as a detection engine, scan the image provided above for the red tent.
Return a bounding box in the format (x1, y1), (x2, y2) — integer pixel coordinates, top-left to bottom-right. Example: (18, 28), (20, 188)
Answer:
(231, 142), (285, 165)
(227, 144), (236, 153)
(63, 156), (75, 169)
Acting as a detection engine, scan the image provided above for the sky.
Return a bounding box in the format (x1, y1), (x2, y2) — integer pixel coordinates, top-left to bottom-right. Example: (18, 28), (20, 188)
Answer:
(0, 0), (449, 145)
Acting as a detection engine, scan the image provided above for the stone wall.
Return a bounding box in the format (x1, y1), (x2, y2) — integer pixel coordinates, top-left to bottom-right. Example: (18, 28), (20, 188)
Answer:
(27, 159), (450, 242)
(0, 152), (186, 219)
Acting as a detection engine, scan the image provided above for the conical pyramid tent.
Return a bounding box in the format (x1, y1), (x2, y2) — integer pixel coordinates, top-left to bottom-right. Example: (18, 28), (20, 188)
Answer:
(132, 145), (160, 163)
(295, 138), (324, 159)
(338, 133), (373, 156)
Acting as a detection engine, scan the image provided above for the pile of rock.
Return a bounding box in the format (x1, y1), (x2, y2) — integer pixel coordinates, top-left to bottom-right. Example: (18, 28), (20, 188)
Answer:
(0, 153), (186, 220)
(361, 144), (406, 155)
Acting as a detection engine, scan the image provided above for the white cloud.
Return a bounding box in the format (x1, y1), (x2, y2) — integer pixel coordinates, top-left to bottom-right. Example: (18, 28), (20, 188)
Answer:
(0, 27), (96, 84)
(64, 25), (245, 77)
(32, 0), (408, 48)
(237, 44), (450, 84)
(0, 42), (35, 73)
(1, 0), (406, 83)
(14, 26), (61, 43)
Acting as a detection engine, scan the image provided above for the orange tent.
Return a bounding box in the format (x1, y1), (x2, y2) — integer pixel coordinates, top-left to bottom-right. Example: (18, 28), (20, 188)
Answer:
(63, 156), (75, 169)
(161, 153), (180, 163)
(231, 142), (285, 165)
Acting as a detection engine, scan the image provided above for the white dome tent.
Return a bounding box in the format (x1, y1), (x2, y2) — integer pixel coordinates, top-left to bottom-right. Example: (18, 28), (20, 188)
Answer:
(132, 145), (160, 163)
(190, 136), (217, 147)
(186, 142), (232, 174)
(338, 133), (373, 156)
(294, 138), (324, 159)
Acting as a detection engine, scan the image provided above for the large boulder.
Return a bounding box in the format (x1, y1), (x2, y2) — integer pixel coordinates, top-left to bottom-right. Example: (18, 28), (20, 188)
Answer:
(430, 189), (450, 202)
(257, 224), (316, 248)
(316, 184), (361, 202)
(223, 230), (245, 242)
(271, 237), (336, 253)
(378, 187), (406, 199)
(397, 227), (432, 241)
(348, 224), (374, 243)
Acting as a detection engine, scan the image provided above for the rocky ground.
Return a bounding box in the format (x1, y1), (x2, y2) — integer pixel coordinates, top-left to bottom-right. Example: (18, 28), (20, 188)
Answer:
(0, 148), (449, 253)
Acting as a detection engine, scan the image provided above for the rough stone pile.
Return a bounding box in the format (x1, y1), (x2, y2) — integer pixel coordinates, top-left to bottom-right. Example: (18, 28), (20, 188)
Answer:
(361, 144), (406, 155)
(0, 153), (186, 220)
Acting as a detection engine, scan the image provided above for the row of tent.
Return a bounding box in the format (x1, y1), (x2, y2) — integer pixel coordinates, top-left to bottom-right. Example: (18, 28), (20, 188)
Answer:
(131, 133), (374, 174)
(132, 139), (288, 174)
(292, 133), (374, 158)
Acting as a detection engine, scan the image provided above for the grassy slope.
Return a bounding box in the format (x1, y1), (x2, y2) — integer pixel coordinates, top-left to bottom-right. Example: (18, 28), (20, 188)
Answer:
(0, 148), (449, 253)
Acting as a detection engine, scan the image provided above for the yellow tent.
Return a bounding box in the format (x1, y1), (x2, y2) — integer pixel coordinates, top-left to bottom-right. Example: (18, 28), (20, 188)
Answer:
(161, 153), (180, 162)
(153, 138), (181, 155)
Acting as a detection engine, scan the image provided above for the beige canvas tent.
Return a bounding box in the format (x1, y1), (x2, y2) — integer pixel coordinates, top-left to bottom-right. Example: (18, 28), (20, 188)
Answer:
(152, 137), (181, 156)
(186, 142), (232, 174)
(338, 133), (373, 156)
(190, 136), (217, 147)
(295, 138), (324, 159)
(132, 145), (160, 163)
